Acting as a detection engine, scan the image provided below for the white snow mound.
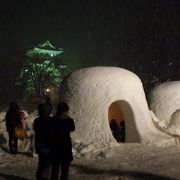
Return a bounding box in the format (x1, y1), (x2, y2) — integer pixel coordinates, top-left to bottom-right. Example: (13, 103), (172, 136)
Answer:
(60, 67), (175, 146)
(149, 81), (180, 125)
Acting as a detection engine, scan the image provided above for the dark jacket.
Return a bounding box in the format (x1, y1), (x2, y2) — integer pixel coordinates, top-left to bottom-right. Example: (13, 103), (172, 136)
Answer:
(5, 110), (22, 132)
(33, 117), (51, 154)
(48, 114), (75, 162)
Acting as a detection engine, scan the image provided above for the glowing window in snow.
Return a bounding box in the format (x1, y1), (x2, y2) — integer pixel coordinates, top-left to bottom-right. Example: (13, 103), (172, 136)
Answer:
(109, 101), (125, 143)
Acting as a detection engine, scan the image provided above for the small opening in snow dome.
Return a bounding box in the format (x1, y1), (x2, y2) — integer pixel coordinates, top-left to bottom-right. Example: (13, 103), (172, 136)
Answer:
(109, 101), (125, 143)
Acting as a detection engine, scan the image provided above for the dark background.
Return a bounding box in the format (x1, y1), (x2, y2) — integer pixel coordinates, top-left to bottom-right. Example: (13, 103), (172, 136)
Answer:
(0, 0), (179, 104)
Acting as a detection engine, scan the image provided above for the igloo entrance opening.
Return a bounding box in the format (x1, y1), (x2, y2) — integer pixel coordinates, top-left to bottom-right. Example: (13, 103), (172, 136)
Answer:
(108, 101), (125, 143)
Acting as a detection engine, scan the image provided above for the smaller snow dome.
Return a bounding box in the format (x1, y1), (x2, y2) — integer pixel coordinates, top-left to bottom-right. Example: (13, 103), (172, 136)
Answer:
(168, 109), (180, 136)
(149, 81), (180, 124)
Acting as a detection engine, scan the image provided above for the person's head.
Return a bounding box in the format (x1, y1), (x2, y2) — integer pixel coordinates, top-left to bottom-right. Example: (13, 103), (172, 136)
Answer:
(38, 103), (50, 118)
(45, 96), (51, 103)
(56, 102), (69, 116)
(9, 102), (19, 112)
(120, 121), (125, 126)
(111, 119), (116, 124)
(20, 111), (26, 120)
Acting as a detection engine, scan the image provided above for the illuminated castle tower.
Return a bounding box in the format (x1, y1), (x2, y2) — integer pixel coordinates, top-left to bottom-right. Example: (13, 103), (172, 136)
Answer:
(20, 40), (67, 96)
(26, 40), (63, 58)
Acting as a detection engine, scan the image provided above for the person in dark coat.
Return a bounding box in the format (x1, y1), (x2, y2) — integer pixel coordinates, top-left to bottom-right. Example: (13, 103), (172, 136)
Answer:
(33, 103), (51, 180)
(5, 102), (22, 154)
(119, 120), (125, 142)
(110, 119), (120, 142)
(44, 97), (54, 117)
(48, 102), (75, 180)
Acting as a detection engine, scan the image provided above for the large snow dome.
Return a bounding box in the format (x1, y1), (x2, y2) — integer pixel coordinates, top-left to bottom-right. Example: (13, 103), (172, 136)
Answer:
(149, 81), (180, 125)
(60, 67), (174, 146)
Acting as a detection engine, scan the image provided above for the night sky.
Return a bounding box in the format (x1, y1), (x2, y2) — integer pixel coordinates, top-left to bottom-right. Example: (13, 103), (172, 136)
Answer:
(0, 0), (179, 103)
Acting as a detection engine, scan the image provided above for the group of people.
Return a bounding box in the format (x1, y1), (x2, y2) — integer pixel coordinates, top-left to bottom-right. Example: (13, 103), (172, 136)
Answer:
(6, 102), (36, 156)
(5, 98), (75, 180)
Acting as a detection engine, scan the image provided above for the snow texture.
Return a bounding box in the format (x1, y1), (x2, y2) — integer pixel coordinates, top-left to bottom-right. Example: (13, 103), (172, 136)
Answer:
(60, 67), (175, 146)
(149, 81), (180, 123)
(149, 81), (180, 130)
(0, 71), (180, 179)
(0, 111), (180, 179)
(168, 109), (180, 136)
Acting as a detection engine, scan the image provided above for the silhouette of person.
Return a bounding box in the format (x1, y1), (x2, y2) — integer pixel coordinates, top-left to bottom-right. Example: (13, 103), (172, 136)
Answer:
(119, 120), (125, 142)
(20, 110), (31, 132)
(20, 110), (35, 156)
(33, 103), (51, 180)
(110, 119), (120, 142)
(43, 96), (54, 117)
(5, 102), (22, 154)
(48, 102), (75, 180)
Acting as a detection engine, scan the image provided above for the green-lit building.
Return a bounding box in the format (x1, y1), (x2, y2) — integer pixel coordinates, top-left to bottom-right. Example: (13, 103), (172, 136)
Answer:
(20, 40), (67, 96)
(26, 40), (63, 58)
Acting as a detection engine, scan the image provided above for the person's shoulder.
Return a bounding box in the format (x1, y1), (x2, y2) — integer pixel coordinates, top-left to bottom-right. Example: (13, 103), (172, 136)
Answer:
(5, 110), (9, 115)
(6, 109), (10, 113)
(34, 116), (40, 120)
(60, 115), (74, 121)
(33, 117), (41, 123)
(60, 114), (71, 119)
(5, 110), (12, 119)
(67, 117), (74, 122)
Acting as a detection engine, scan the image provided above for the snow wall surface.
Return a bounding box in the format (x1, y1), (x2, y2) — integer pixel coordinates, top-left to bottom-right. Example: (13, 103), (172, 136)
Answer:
(149, 81), (180, 124)
(60, 67), (174, 146)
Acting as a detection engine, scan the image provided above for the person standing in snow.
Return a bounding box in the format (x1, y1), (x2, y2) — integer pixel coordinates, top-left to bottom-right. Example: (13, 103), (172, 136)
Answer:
(20, 110), (35, 156)
(5, 102), (22, 154)
(20, 110), (31, 133)
(43, 96), (54, 117)
(33, 103), (52, 180)
(48, 102), (75, 180)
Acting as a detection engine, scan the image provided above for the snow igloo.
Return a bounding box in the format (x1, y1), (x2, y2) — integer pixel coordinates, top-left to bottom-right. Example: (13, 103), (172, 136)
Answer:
(149, 81), (180, 125)
(60, 67), (174, 146)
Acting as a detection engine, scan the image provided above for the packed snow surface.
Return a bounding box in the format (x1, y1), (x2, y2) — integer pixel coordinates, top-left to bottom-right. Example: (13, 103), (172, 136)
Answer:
(1, 68), (180, 179)
(0, 110), (180, 179)
(0, 103), (180, 179)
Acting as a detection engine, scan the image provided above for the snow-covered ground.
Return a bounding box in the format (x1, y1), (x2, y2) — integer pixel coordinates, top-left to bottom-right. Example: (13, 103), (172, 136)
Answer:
(0, 111), (180, 180)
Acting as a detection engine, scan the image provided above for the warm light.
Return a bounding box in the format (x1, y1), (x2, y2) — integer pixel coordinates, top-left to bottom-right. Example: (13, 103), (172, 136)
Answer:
(46, 88), (50, 92)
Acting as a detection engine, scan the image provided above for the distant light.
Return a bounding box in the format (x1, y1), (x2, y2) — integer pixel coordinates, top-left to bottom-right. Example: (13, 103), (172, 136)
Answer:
(50, 54), (53, 57)
(60, 65), (67, 68)
(46, 88), (50, 92)
(25, 69), (28, 72)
